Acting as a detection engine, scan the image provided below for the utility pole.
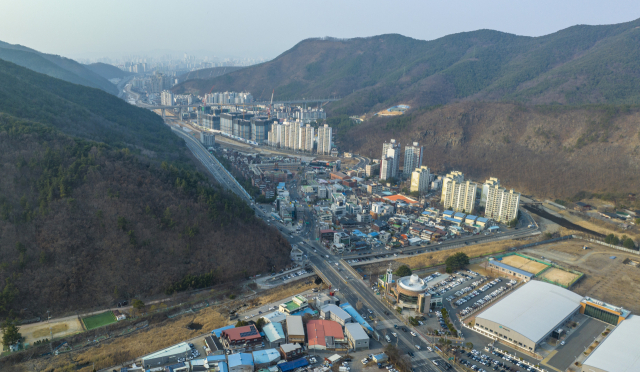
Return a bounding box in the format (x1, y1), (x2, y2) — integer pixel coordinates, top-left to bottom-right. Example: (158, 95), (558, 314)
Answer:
(47, 311), (52, 355)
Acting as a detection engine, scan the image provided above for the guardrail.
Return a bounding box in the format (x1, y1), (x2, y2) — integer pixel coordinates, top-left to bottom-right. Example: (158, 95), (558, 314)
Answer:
(310, 263), (332, 287)
(339, 259), (363, 280)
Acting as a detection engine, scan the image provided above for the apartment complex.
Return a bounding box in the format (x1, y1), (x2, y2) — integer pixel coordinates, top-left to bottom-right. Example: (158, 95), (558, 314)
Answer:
(485, 186), (521, 224)
(480, 177), (500, 207)
(403, 142), (423, 176)
(410, 166), (431, 193)
(267, 122), (321, 153)
(441, 172), (477, 213)
(380, 139), (401, 181)
(161, 90), (174, 106)
(317, 124), (333, 155)
(204, 91), (254, 104)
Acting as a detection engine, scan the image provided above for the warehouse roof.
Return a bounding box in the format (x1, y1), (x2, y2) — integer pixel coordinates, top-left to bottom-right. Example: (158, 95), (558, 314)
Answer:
(252, 349), (280, 365)
(490, 260), (534, 278)
(582, 315), (640, 372)
(286, 315), (304, 336)
(263, 322), (285, 342)
(143, 342), (191, 360)
(345, 323), (368, 340)
(307, 319), (344, 348)
(228, 353), (254, 368)
(476, 281), (583, 344)
(321, 304), (351, 321)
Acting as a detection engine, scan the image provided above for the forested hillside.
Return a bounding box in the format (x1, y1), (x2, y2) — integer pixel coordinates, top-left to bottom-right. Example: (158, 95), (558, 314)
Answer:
(178, 66), (244, 82)
(342, 102), (640, 198)
(0, 60), (292, 316)
(0, 40), (118, 95)
(85, 62), (132, 80)
(172, 18), (640, 114)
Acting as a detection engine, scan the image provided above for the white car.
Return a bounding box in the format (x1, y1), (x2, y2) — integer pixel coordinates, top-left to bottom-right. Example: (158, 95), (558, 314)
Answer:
(410, 331), (417, 337)
(415, 345), (421, 350)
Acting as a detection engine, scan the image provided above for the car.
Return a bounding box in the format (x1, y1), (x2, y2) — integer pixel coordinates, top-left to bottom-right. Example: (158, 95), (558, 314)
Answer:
(427, 346), (433, 352)
(407, 351), (414, 357)
(560, 340), (565, 345)
(415, 345), (421, 350)
(325, 255), (330, 258)
(394, 324), (398, 329)
(410, 331), (417, 337)
(335, 263), (339, 266)
(391, 332), (397, 337)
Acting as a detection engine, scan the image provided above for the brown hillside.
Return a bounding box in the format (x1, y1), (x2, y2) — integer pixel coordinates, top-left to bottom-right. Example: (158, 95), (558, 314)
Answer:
(0, 115), (290, 317)
(344, 102), (640, 198)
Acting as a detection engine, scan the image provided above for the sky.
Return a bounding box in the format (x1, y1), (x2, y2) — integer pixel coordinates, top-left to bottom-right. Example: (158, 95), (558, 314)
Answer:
(2, 0), (640, 61)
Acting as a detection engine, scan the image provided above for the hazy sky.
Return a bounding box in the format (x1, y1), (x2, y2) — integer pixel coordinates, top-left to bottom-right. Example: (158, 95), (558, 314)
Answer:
(2, 0), (640, 61)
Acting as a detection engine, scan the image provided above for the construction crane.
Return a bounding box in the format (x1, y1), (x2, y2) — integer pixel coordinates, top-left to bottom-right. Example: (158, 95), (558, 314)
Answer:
(202, 85), (215, 105)
(267, 89), (274, 120)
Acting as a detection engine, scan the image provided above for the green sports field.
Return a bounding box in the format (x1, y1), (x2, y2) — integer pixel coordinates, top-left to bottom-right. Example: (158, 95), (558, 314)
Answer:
(82, 311), (117, 330)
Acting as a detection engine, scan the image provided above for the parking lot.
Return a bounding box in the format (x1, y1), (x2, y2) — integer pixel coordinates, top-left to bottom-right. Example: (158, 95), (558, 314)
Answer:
(544, 316), (608, 372)
(458, 347), (542, 372)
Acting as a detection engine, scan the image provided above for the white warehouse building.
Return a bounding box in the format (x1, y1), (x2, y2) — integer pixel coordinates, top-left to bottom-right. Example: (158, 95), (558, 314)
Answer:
(474, 281), (583, 352)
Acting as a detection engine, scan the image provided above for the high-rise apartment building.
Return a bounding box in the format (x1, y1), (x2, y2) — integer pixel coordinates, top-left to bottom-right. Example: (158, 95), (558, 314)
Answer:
(441, 173), (477, 213)
(403, 142), (424, 176)
(301, 124), (315, 152)
(485, 186), (520, 224)
(380, 139), (401, 180)
(160, 90), (174, 106)
(317, 124), (333, 155)
(480, 178), (500, 207)
(410, 166), (431, 193)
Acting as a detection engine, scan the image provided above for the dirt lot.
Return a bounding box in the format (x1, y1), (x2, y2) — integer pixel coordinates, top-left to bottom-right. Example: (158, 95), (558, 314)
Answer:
(16, 318), (84, 344)
(545, 204), (640, 241)
(538, 267), (581, 287)
(522, 239), (640, 313)
(500, 254), (549, 275)
(398, 239), (524, 269)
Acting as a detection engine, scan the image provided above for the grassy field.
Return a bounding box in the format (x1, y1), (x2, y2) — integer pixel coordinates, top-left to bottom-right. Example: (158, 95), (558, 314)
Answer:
(397, 239), (524, 269)
(82, 311), (117, 331)
(539, 267), (581, 287)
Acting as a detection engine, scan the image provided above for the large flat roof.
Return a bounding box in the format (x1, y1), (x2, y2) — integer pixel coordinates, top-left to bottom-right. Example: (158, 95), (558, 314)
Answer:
(345, 323), (368, 340)
(286, 315), (304, 336)
(490, 260), (534, 278)
(582, 315), (640, 372)
(143, 342), (191, 359)
(476, 281), (583, 344)
(321, 304), (351, 321)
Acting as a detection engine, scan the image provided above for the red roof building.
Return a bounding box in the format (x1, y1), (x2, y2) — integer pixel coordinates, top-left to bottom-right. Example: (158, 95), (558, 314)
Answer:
(221, 325), (262, 346)
(306, 320), (344, 350)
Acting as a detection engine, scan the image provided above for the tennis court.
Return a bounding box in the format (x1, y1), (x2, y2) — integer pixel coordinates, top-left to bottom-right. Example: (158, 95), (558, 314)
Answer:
(82, 311), (117, 330)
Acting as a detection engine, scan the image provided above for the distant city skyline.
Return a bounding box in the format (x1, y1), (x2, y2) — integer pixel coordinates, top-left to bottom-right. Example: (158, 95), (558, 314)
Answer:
(2, 0), (640, 62)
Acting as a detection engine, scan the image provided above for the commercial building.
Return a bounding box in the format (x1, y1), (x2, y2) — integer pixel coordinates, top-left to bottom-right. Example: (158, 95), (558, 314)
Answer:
(320, 304), (352, 326)
(142, 342), (193, 367)
(220, 325), (262, 348)
(474, 281), (583, 351)
(344, 323), (369, 351)
(263, 322), (286, 348)
(306, 319), (344, 350)
(279, 296), (308, 314)
(403, 142), (423, 176)
(579, 297), (630, 326)
(228, 353), (254, 372)
(365, 162), (380, 177)
(485, 186), (520, 224)
(285, 316), (305, 343)
(580, 314), (640, 372)
(410, 166), (431, 193)
(317, 124), (333, 155)
(441, 172), (477, 213)
(480, 178), (500, 207)
(391, 274), (433, 313)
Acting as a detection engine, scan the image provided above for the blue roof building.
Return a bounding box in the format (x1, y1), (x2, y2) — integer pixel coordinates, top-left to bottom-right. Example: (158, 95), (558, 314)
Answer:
(219, 362), (229, 372)
(278, 358), (309, 372)
(252, 349), (281, 367)
(262, 322), (285, 346)
(212, 325), (236, 338)
(228, 353), (254, 372)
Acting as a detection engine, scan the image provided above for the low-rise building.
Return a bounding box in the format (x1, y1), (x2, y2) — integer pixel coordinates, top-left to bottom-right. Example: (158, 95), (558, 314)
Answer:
(279, 296), (308, 315)
(344, 323), (369, 351)
(279, 343), (303, 361)
(263, 322), (286, 348)
(285, 316), (305, 343)
(252, 349), (281, 368)
(306, 319), (344, 350)
(320, 304), (352, 326)
(228, 353), (254, 372)
(220, 325), (262, 348)
(315, 293), (339, 308)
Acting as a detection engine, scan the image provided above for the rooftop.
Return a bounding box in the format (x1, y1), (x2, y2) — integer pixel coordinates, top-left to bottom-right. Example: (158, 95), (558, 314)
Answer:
(398, 274), (428, 292)
(228, 353), (254, 368)
(321, 304), (352, 321)
(490, 260), (534, 278)
(345, 323), (368, 340)
(476, 281), (583, 344)
(262, 322), (285, 342)
(285, 315), (305, 336)
(582, 315), (640, 372)
(307, 319), (344, 347)
(143, 342), (191, 360)
(221, 325), (262, 341)
(252, 349), (281, 365)
(383, 194), (418, 204)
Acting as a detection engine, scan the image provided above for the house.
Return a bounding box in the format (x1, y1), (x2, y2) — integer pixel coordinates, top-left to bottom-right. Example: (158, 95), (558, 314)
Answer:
(220, 325), (262, 348)
(306, 319), (344, 350)
(228, 353), (254, 372)
(344, 323), (369, 351)
(574, 202), (592, 211)
(263, 322), (286, 348)
(113, 310), (126, 321)
(252, 349), (281, 368)
(279, 343), (303, 361)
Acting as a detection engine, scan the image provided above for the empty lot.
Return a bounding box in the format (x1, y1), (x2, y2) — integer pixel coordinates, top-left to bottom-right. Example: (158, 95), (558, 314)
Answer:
(523, 239), (640, 313)
(500, 254), (549, 275)
(15, 318), (84, 344)
(538, 267), (581, 287)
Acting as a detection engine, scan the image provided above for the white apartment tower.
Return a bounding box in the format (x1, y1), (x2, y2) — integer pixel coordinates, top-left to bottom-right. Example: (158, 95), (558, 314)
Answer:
(441, 172), (477, 213)
(480, 178), (500, 207)
(485, 186), (520, 224)
(160, 90), (174, 106)
(380, 139), (401, 180)
(410, 166), (431, 193)
(403, 142), (424, 176)
(317, 124), (332, 154)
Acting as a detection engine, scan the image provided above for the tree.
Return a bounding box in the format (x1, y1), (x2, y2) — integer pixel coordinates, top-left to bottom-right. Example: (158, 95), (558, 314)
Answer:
(235, 320), (248, 327)
(445, 252), (469, 272)
(255, 317), (266, 331)
(394, 265), (412, 277)
(132, 298), (145, 315)
(1, 317), (21, 348)
(356, 300), (363, 311)
(465, 342), (474, 350)
(635, 218), (640, 225)
(623, 238), (636, 249)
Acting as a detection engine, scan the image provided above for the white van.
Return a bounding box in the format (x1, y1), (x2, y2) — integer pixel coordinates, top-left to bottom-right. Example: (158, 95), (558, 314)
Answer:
(385, 335), (391, 343)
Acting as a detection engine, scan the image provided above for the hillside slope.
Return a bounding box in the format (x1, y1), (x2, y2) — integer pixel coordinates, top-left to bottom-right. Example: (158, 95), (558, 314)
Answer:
(85, 62), (133, 80)
(0, 40), (118, 95)
(342, 102), (640, 198)
(0, 114), (290, 315)
(178, 66), (244, 82)
(172, 18), (640, 113)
